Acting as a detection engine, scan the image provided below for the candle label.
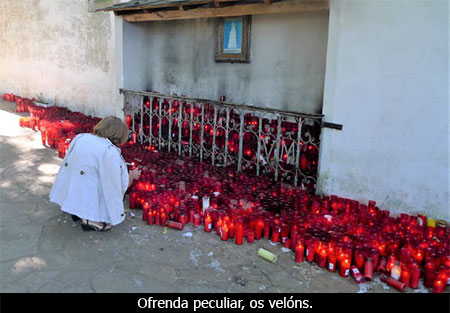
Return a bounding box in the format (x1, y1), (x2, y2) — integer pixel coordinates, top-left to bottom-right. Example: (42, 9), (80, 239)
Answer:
(208, 224), (212, 230)
(345, 269), (349, 276)
(328, 263), (334, 270)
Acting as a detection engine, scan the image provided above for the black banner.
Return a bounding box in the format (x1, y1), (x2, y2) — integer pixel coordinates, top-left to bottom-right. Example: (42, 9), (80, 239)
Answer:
(1, 293), (448, 312)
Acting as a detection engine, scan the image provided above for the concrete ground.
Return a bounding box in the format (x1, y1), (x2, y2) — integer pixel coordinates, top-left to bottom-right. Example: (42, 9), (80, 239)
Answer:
(0, 99), (430, 293)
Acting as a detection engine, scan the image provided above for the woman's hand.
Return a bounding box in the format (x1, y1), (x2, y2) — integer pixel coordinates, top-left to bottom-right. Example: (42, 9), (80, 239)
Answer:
(128, 168), (141, 187)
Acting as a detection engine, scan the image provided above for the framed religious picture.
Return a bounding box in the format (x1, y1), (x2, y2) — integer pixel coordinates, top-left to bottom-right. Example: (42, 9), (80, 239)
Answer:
(215, 16), (251, 63)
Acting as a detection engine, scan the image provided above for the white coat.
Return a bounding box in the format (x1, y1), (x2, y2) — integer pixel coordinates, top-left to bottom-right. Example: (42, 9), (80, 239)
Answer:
(50, 133), (129, 225)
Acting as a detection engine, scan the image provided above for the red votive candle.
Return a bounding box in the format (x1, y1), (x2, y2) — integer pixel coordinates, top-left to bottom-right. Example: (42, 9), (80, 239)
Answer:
(216, 219), (223, 236)
(377, 257), (387, 274)
(284, 238), (292, 249)
(160, 211), (167, 226)
(380, 274), (406, 292)
(340, 258), (351, 277)
(413, 249), (424, 264)
(400, 265), (411, 289)
(189, 209), (195, 225)
(155, 211), (160, 225)
(166, 220), (183, 230)
(317, 248), (328, 268)
(350, 266), (365, 284)
(235, 222), (244, 245)
(354, 249), (365, 271)
(295, 242), (304, 263)
(204, 214), (212, 232)
(147, 211), (154, 225)
(254, 219), (264, 240)
(328, 253), (337, 272)
(221, 225), (229, 241)
(247, 230), (254, 243)
(142, 202), (150, 221)
(306, 240), (315, 263)
(271, 225), (280, 243)
(364, 257), (374, 281)
(409, 263), (421, 289)
(280, 224), (289, 244)
(432, 279), (446, 293)
(193, 213), (201, 227)
(229, 222), (236, 239)
(263, 219), (271, 239)
(129, 192), (137, 209)
(424, 261), (436, 288)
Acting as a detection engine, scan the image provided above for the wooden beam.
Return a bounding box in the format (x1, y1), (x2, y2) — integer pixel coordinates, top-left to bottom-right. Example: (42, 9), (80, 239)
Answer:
(123, 0), (329, 22)
(107, 0), (243, 12)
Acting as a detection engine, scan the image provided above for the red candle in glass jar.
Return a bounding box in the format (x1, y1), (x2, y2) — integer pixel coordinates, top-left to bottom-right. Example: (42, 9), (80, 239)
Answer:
(126, 115), (132, 128)
(221, 225), (229, 241)
(328, 253), (337, 272)
(306, 240), (315, 262)
(155, 211), (160, 225)
(271, 225), (280, 243)
(350, 266), (365, 284)
(291, 230), (298, 251)
(284, 238), (292, 249)
(317, 248), (328, 268)
(380, 274), (406, 292)
(377, 257), (387, 274)
(340, 258), (351, 277)
(424, 261), (436, 288)
(129, 192), (137, 209)
(229, 222), (236, 239)
(263, 220), (271, 239)
(142, 202), (150, 221)
(160, 210), (167, 226)
(216, 219), (223, 236)
(132, 133), (137, 144)
(409, 268), (422, 290)
(254, 219), (264, 240)
(235, 222), (244, 245)
(295, 242), (304, 263)
(280, 224), (289, 244)
(166, 220), (183, 230)
(204, 214), (212, 232)
(189, 209), (195, 225)
(364, 257), (374, 281)
(400, 265), (411, 288)
(413, 249), (424, 264)
(247, 230), (255, 243)
(193, 213), (201, 227)
(354, 249), (365, 271)
(432, 279), (446, 293)
(147, 211), (154, 225)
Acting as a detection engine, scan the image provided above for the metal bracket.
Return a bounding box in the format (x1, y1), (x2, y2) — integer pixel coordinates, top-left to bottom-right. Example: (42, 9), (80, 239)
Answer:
(322, 121), (343, 130)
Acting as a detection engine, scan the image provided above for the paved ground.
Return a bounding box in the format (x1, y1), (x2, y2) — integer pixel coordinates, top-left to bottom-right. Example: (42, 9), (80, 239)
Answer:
(0, 99), (431, 293)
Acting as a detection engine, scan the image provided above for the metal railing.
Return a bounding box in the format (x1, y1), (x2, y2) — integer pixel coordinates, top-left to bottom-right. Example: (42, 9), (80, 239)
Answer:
(121, 89), (323, 191)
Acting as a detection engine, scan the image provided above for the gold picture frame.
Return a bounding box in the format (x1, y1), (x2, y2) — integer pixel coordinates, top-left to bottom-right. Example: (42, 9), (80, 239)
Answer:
(215, 16), (251, 63)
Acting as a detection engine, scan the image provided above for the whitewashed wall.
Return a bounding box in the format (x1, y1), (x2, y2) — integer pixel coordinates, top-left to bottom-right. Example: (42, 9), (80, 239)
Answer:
(0, 0), (122, 117)
(318, 0), (449, 219)
(123, 11), (329, 114)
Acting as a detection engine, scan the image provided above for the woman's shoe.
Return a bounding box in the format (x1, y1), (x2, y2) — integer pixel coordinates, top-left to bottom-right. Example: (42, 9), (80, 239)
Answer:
(80, 219), (112, 232)
(71, 214), (81, 223)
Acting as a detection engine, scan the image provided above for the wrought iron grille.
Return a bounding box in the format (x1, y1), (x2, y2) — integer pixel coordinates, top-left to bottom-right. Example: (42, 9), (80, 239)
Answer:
(121, 89), (323, 191)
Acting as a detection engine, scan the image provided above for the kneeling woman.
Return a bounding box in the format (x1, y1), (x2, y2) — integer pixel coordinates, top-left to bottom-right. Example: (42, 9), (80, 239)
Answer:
(50, 116), (140, 231)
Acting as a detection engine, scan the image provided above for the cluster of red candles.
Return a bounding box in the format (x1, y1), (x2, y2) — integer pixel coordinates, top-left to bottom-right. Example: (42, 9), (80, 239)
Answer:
(10, 94), (101, 158)
(7, 92), (449, 293)
(129, 97), (321, 187)
(124, 143), (449, 293)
